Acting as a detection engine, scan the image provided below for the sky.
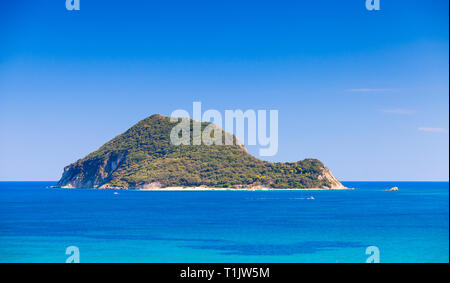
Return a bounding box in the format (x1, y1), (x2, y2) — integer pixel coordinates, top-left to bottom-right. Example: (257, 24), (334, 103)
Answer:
(0, 0), (448, 181)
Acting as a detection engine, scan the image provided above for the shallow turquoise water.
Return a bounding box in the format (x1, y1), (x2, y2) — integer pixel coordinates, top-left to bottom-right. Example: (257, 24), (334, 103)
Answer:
(0, 181), (448, 263)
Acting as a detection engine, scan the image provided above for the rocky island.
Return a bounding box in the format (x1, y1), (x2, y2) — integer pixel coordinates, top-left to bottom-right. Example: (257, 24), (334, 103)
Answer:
(57, 114), (345, 190)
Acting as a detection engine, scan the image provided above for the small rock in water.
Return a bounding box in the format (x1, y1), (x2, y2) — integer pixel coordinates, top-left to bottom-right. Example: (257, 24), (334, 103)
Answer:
(386, 187), (399, 191)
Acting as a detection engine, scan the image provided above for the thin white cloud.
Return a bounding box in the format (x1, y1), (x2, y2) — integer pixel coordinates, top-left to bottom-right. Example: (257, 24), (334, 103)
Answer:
(381, 109), (416, 115)
(348, 88), (396, 93)
(418, 127), (448, 133)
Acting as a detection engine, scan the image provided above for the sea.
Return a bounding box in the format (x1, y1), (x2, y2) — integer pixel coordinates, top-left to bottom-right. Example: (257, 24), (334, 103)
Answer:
(0, 181), (448, 263)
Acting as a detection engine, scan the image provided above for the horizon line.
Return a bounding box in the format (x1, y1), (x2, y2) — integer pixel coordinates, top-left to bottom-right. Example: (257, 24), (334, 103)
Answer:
(0, 180), (449, 183)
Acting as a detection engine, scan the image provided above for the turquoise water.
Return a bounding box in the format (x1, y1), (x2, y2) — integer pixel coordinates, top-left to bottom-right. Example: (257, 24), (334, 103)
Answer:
(0, 182), (448, 263)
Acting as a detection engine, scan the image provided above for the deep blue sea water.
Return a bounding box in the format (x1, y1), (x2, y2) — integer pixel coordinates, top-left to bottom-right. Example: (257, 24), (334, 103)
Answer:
(0, 181), (448, 263)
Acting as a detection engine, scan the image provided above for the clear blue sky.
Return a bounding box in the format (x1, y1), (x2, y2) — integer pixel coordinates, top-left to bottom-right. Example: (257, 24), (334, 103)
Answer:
(0, 0), (448, 181)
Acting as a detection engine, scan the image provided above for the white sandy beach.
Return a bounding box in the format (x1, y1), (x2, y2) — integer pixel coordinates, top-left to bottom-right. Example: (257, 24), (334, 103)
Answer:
(138, 186), (353, 192)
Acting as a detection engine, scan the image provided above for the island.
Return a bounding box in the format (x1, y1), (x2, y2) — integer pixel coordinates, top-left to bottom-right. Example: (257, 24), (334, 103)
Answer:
(57, 114), (346, 190)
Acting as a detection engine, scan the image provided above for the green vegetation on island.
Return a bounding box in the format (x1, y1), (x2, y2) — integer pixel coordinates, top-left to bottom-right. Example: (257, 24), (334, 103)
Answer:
(57, 114), (343, 190)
